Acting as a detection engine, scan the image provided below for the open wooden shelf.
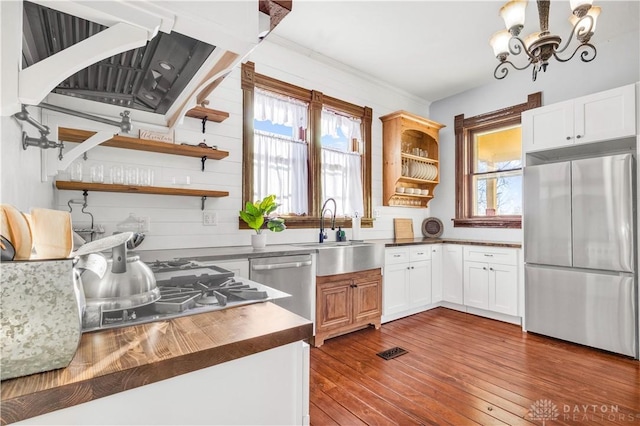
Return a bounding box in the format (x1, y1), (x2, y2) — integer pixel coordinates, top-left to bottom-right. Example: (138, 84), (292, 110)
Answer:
(380, 111), (445, 208)
(58, 127), (229, 160)
(55, 181), (229, 198)
(400, 153), (439, 164)
(185, 106), (229, 123)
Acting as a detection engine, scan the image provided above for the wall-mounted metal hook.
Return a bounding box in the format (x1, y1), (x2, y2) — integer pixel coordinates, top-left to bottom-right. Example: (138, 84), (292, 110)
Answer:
(201, 156), (207, 172)
(201, 116), (208, 133)
(201, 196), (207, 210)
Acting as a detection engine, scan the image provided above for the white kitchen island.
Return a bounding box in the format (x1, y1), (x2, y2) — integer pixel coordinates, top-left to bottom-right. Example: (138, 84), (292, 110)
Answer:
(1, 302), (312, 425)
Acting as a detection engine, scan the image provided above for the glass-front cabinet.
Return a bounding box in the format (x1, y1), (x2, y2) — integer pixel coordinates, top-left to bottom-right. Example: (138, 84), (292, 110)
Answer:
(380, 111), (444, 208)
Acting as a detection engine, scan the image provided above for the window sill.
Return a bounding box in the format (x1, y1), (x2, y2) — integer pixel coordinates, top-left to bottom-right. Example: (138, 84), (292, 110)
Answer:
(238, 216), (373, 230)
(452, 217), (521, 229)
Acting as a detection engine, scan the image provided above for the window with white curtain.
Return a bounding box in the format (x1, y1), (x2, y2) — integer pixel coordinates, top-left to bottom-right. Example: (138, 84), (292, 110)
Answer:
(241, 61), (373, 229)
(253, 89), (309, 215)
(320, 109), (364, 217)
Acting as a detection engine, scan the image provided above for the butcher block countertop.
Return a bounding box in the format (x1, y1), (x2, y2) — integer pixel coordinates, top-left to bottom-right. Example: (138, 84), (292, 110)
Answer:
(0, 302), (313, 425)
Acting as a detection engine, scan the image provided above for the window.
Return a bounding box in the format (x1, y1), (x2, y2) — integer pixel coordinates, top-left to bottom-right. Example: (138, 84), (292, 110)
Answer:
(241, 62), (373, 229)
(320, 108), (364, 217)
(454, 92), (541, 228)
(253, 89), (309, 215)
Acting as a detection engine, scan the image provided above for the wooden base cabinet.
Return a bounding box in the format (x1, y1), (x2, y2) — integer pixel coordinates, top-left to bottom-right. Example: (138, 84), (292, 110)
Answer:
(314, 269), (382, 347)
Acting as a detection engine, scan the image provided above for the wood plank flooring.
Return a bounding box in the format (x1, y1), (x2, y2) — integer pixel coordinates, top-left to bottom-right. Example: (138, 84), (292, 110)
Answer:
(310, 307), (640, 425)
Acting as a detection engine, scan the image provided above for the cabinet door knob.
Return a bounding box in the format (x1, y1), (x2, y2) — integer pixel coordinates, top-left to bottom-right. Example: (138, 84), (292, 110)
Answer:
(566, 136), (572, 140)
(576, 134), (582, 139)
(489, 267), (494, 271)
(483, 267), (487, 270)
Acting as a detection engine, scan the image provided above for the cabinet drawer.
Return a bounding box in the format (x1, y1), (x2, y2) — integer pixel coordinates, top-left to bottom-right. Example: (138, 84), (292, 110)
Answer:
(385, 248), (410, 265)
(463, 246), (518, 266)
(410, 245), (431, 261)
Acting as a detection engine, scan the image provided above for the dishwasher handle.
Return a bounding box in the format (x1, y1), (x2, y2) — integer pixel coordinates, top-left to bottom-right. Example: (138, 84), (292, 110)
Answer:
(251, 260), (312, 271)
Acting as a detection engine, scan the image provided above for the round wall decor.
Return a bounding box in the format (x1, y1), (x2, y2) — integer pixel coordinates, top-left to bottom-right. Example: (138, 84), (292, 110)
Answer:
(421, 217), (443, 238)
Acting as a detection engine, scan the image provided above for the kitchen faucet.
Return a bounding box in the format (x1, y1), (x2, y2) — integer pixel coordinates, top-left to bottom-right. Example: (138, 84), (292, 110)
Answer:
(319, 197), (337, 243)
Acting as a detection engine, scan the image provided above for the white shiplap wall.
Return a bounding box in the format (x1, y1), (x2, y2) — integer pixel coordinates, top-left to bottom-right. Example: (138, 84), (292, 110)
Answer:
(30, 39), (435, 250)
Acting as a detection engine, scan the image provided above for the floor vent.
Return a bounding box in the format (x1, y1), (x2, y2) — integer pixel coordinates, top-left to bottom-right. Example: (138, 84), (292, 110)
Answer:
(376, 347), (408, 360)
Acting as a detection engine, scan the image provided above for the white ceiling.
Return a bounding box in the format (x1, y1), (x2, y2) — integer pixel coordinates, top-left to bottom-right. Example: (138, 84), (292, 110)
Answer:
(268, 0), (640, 103)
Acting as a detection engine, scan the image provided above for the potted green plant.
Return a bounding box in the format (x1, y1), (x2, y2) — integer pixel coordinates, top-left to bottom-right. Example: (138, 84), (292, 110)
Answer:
(239, 194), (286, 248)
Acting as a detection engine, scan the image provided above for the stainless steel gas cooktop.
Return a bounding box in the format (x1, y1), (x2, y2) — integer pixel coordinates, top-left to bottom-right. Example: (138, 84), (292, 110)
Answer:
(82, 260), (289, 332)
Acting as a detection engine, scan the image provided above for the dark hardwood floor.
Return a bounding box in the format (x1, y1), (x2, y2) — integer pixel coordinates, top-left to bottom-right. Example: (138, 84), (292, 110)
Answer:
(310, 307), (640, 425)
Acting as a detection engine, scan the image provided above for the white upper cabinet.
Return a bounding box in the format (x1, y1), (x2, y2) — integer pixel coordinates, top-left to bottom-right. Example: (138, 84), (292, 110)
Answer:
(522, 84), (637, 153)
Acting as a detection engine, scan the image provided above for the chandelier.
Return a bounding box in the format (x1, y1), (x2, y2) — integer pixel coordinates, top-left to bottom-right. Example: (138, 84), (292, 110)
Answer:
(490, 0), (600, 81)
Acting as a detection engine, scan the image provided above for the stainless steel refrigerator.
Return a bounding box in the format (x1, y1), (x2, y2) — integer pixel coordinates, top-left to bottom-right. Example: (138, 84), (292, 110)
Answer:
(524, 153), (638, 358)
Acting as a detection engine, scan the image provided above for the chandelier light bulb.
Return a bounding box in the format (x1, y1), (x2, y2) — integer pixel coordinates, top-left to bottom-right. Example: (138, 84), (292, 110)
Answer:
(570, 0), (594, 17)
(500, 0), (528, 36)
(524, 32), (541, 50)
(490, 30), (512, 60)
(570, 6), (601, 38)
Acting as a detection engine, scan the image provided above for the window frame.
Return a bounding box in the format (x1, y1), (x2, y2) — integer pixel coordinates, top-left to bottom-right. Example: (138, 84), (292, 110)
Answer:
(240, 61), (373, 230)
(453, 92), (541, 229)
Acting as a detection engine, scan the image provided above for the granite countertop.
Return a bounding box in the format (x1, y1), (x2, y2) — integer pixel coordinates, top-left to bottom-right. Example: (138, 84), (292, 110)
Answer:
(0, 302), (312, 425)
(374, 238), (522, 248)
(138, 239), (520, 263)
(138, 244), (317, 263)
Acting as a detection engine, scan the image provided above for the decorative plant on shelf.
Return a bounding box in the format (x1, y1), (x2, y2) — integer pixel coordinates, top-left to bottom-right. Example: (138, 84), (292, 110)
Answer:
(239, 194), (286, 234)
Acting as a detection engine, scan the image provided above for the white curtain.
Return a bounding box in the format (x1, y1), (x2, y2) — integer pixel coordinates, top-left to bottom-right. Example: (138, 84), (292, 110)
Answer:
(255, 89), (308, 140)
(321, 148), (364, 217)
(253, 130), (308, 215)
(321, 110), (362, 143)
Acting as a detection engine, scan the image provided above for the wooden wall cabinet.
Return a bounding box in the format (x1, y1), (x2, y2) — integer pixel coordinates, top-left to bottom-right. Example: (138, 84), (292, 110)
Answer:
(380, 111), (445, 208)
(314, 268), (382, 347)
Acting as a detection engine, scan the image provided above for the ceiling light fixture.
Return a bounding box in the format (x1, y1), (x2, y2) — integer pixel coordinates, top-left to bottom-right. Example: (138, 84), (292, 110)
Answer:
(490, 0), (599, 81)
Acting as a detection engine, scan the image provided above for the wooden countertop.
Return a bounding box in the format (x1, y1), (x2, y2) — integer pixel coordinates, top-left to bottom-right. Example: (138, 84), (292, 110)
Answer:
(0, 302), (312, 425)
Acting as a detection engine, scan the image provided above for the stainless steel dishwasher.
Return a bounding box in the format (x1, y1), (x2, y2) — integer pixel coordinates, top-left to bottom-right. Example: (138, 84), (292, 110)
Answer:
(249, 254), (314, 321)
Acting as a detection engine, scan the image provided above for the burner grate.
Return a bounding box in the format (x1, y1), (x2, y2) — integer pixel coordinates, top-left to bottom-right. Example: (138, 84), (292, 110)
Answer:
(376, 347), (408, 360)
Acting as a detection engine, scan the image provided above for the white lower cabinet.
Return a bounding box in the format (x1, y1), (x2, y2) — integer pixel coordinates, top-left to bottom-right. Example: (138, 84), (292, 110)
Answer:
(463, 246), (519, 317)
(16, 341), (310, 425)
(382, 245), (432, 322)
(382, 243), (520, 324)
(442, 244), (463, 304)
(431, 245), (443, 303)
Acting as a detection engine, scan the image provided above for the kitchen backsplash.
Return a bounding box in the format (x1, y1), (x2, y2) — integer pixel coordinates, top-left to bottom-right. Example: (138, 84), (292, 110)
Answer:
(33, 42), (434, 250)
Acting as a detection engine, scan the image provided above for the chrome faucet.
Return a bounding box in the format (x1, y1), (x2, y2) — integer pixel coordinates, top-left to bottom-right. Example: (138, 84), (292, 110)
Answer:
(319, 197), (337, 243)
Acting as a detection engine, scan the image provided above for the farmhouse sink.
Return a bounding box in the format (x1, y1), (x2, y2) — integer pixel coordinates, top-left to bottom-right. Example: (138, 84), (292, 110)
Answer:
(290, 241), (384, 276)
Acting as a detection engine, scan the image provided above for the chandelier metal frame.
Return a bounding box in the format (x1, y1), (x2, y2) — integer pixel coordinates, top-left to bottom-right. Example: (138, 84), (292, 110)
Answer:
(493, 0), (597, 81)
